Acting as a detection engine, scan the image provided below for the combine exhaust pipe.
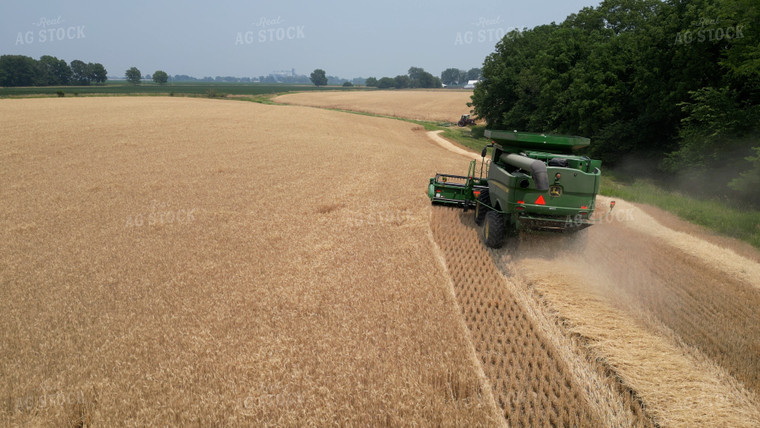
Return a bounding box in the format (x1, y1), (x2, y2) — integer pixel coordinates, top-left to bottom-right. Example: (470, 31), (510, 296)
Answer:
(500, 153), (549, 190)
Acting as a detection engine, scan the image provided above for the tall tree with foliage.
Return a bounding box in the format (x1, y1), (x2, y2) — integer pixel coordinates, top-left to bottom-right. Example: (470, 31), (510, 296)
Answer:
(310, 69), (327, 87)
(472, 0), (759, 202)
(70, 60), (91, 85)
(0, 55), (39, 86)
(377, 77), (395, 89)
(153, 70), (168, 85)
(125, 67), (141, 85)
(88, 63), (107, 84)
(38, 55), (72, 85)
(408, 66), (441, 88)
(441, 68), (464, 86)
(394, 75), (411, 89)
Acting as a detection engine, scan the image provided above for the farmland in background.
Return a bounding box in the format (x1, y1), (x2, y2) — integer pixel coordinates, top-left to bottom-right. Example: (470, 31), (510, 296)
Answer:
(0, 82), (352, 98)
(273, 90), (474, 122)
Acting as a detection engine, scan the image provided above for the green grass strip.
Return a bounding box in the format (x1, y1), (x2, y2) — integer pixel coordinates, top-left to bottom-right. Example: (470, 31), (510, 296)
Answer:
(601, 175), (760, 248)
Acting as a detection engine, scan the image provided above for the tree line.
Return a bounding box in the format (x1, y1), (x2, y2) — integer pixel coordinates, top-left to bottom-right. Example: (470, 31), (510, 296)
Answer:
(0, 55), (106, 86)
(440, 68), (482, 86)
(472, 0), (759, 204)
(364, 67), (443, 89)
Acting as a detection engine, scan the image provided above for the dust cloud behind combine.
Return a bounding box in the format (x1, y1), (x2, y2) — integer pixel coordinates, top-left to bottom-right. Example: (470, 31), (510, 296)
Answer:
(430, 182), (760, 426)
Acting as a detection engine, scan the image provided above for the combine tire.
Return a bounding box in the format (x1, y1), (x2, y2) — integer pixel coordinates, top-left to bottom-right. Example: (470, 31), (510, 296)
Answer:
(474, 189), (490, 226)
(483, 210), (507, 248)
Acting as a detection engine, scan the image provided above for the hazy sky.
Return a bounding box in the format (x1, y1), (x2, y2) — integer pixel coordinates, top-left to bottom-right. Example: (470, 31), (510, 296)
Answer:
(1, 0), (601, 79)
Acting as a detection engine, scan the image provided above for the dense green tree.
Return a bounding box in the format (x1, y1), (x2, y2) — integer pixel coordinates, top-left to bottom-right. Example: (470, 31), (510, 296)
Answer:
(71, 60), (92, 84)
(467, 68), (482, 80)
(38, 55), (72, 85)
(472, 0), (759, 201)
(153, 70), (169, 85)
(394, 75), (411, 89)
(310, 69), (327, 86)
(0, 55), (105, 87)
(441, 68), (463, 86)
(125, 67), (141, 85)
(88, 63), (107, 84)
(0, 55), (39, 86)
(365, 77), (378, 87)
(407, 66), (440, 88)
(377, 77), (395, 89)
(408, 67), (424, 84)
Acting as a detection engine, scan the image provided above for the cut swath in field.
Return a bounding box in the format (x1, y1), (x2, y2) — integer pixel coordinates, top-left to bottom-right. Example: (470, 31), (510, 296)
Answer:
(429, 206), (653, 427)
(564, 198), (760, 397)
(495, 202), (760, 427)
(431, 200), (760, 427)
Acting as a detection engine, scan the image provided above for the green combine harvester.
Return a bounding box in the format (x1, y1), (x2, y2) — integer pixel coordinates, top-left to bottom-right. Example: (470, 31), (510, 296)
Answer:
(428, 129), (614, 248)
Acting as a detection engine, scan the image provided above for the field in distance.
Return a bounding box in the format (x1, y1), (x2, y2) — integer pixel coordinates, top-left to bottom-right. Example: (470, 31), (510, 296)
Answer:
(273, 89), (475, 122)
(0, 82), (348, 98)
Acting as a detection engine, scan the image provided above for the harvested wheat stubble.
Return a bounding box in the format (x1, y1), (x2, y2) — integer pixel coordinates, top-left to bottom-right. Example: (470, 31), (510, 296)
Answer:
(512, 257), (760, 427)
(0, 97), (502, 426)
(273, 90), (475, 122)
(429, 205), (645, 427)
(567, 199), (760, 397)
(429, 185), (760, 426)
(492, 200), (760, 427)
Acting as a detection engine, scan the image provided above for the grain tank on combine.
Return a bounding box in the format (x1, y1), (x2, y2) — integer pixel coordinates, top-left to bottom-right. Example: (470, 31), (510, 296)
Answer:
(428, 130), (614, 248)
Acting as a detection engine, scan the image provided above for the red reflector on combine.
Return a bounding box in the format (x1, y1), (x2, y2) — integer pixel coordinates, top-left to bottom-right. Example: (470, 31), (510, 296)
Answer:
(517, 200), (525, 204)
(581, 205), (588, 209)
(473, 190), (481, 197)
(435, 189), (441, 193)
(535, 195), (546, 205)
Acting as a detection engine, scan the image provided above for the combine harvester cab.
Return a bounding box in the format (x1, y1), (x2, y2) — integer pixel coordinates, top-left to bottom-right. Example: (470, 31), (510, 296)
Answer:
(428, 129), (613, 248)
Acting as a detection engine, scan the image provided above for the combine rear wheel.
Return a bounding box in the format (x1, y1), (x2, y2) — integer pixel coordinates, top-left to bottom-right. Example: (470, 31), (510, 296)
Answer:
(474, 189), (490, 226)
(482, 210), (507, 248)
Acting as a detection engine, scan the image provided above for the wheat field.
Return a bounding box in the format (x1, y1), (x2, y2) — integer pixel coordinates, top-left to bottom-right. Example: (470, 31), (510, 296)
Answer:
(0, 97), (500, 426)
(3, 94), (760, 427)
(272, 90), (474, 122)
